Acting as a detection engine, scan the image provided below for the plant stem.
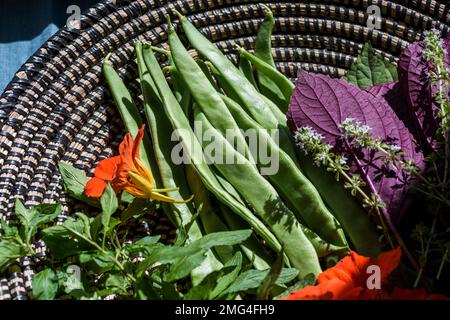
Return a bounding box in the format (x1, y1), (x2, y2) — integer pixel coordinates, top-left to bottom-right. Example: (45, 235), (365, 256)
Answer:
(414, 215), (437, 288)
(328, 155), (394, 247)
(436, 247), (448, 280)
(348, 150), (419, 271)
(63, 226), (137, 283)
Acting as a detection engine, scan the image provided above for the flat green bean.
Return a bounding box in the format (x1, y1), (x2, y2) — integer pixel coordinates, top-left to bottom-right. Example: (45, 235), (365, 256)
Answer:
(102, 57), (155, 173)
(137, 42), (196, 228)
(254, 5), (288, 112)
(168, 25), (254, 163)
(176, 13), (285, 127)
(142, 45), (282, 255)
(196, 60), (220, 92)
(169, 66), (192, 117)
(239, 55), (258, 90)
(297, 153), (381, 257)
(139, 43), (223, 285)
(221, 94), (348, 248)
(238, 46), (294, 104)
(176, 19), (298, 163)
(185, 164), (235, 262)
(187, 165), (272, 269)
(193, 107), (321, 277)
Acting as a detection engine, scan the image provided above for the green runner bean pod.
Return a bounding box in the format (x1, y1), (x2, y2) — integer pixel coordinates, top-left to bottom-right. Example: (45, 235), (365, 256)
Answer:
(168, 24), (254, 163)
(102, 56), (155, 173)
(238, 46), (294, 104)
(137, 42), (196, 228)
(193, 107), (322, 277)
(254, 5), (287, 111)
(142, 45), (282, 255)
(221, 94), (348, 248)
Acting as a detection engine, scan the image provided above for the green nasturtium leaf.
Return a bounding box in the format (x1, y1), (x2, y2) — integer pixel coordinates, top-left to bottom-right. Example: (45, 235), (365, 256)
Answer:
(32, 269), (59, 300)
(343, 43), (398, 88)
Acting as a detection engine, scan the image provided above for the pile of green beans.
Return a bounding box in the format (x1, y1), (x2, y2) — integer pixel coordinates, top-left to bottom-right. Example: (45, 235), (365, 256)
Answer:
(102, 8), (382, 282)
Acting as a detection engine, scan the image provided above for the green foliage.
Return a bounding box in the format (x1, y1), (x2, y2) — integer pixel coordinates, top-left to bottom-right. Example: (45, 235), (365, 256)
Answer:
(33, 269), (59, 300)
(0, 165), (268, 300)
(58, 162), (99, 207)
(343, 43), (398, 88)
(0, 238), (26, 272)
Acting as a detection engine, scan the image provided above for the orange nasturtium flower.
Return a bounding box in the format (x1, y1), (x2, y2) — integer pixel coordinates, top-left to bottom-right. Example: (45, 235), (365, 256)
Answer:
(281, 248), (447, 300)
(84, 125), (191, 203)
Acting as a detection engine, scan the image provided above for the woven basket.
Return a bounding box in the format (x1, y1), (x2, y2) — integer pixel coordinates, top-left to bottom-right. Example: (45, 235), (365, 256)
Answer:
(0, 0), (449, 300)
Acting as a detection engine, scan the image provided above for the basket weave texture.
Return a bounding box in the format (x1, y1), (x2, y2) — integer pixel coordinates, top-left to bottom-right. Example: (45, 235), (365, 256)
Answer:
(0, 0), (449, 300)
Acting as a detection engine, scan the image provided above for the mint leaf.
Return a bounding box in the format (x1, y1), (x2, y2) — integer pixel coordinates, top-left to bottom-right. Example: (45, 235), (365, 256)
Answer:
(223, 267), (299, 295)
(58, 162), (99, 207)
(125, 235), (162, 256)
(15, 198), (34, 227)
(273, 273), (316, 299)
(343, 43), (398, 88)
(121, 198), (153, 222)
(0, 239), (26, 272)
(15, 199), (60, 243)
(32, 268), (59, 300)
(256, 251), (283, 299)
(30, 203), (61, 228)
(210, 252), (242, 299)
(183, 270), (222, 300)
(164, 251), (207, 283)
(183, 252), (243, 300)
(0, 219), (18, 237)
(105, 273), (131, 295)
(100, 183), (118, 234)
(42, 216), (94, 259)
(136, 230), (252, 278)
(79, 252), (115, 273)
(120, 191), (135, 204)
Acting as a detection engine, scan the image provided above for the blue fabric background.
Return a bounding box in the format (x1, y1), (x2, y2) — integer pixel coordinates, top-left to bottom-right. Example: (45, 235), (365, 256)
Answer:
(0, 0), (97, 94)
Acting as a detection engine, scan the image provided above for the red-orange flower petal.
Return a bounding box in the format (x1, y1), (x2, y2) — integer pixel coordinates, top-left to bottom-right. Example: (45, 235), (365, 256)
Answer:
(84, 177), (108, 198)
(281, 278), (362, 300)
(93, 156), (121, 181)
(375, 247), (402, 282)
(318, 248), (402, 288)
(132, 124), (145, 160)
(118, 132), (135, 170)
(318, 251), (370, 287)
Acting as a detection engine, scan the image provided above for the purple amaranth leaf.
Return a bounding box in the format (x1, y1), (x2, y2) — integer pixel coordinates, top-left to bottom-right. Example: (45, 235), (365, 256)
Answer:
(287, 71), (424, 223)
(397, 41), (438, 153)
(366, 81), (422, 148)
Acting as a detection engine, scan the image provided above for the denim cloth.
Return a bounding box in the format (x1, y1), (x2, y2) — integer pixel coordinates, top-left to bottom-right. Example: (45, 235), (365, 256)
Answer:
(0, 0), (98, 94)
